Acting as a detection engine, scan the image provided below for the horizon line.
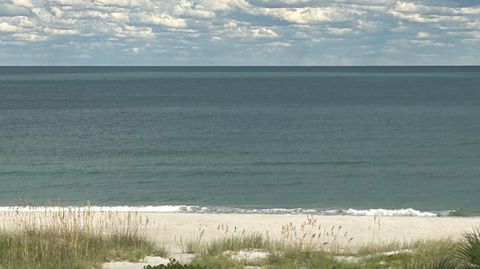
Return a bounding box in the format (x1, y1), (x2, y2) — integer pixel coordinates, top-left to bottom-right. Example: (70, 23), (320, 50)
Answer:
(0, 65), (479, 67)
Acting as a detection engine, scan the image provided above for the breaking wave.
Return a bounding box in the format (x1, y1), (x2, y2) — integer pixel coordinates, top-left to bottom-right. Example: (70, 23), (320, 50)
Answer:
(0, 205), (441, 217)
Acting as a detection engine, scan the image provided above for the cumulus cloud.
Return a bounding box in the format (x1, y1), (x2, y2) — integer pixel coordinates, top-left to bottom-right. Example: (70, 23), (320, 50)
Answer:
(221, 19), (278, 38)
(394, 1), (417, 12)
(173, 0), (215, 18)
(261, 7), (350, 24)
(139, 13), (187, 28)
(13, 32), (48, 42)
(0, 0), (478, 64)
(0, 21), (19, 32)
(198, 0), (252, 11)
(11, 0), (34, 8)
(0, 3), (29, 16)
(327, 27), (354, 35)
(267, 41), (291, 46)
(93, 0), (146, 8)
(416, 31), (429, 38)
(43, 27), (80, 35)
(110, 24), (154, 38)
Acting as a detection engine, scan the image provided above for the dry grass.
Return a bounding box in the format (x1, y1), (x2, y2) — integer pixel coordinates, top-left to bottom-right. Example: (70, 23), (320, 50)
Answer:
(0, 204), (166, 269)
(178, 214), (365, 256)
(2, 209), (478, 269)
(280, 215), (356, 253)
(179, 216), (476, 269)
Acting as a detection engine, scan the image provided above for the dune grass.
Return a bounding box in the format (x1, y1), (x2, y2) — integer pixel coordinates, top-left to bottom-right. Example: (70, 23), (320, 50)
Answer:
(205, 233), (273, 255)
(0, 229), (164, 269)
(0, 205), (167, 269)
(183, 228), (480, 269)
(186, 237), (459, 269)
(2, 209), (480, 269)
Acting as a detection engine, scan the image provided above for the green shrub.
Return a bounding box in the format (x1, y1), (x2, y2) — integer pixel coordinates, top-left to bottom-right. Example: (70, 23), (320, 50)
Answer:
(457, 228), (480, 269)
(144, 259), (208, 269)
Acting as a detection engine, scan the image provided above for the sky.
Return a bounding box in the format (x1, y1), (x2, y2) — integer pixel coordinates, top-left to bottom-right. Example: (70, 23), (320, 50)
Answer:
(0, 0), (479, 65)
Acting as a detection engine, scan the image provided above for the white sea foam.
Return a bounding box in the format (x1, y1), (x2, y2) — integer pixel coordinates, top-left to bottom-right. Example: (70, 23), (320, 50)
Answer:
(0, 205), (439, 217)
(342, 208), (438, 217)
(0, 205), (197, 213)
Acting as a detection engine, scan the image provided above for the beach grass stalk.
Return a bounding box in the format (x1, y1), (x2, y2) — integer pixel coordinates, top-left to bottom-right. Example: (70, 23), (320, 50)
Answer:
(186, 232), (465, 269)
(0, 205), (166, 269)
(0, 229), (159, 269)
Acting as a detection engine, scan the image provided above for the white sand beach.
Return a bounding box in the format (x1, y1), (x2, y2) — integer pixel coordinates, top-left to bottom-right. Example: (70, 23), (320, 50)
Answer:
(1, 209), (480, 268)
(108, 213), (480, 268)
(2, 210), (479, 252)
(141, 213), (480, 252)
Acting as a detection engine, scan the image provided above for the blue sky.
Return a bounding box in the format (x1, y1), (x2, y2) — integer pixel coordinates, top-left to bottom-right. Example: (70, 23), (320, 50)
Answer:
(0, 0), (479, 65)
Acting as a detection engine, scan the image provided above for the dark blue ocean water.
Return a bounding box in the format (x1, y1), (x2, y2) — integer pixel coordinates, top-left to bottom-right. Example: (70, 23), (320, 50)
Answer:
(1, 67), (479, 212)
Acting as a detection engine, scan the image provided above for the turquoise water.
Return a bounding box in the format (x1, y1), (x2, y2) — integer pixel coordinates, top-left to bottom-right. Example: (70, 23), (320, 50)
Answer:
(1, 67), (479, 213)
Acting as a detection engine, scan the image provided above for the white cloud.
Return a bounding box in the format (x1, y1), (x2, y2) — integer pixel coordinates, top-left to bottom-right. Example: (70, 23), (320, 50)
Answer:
(221, 20), (279, 38)
(328, 27), (354, 35)
(139, 13), (187, 28)
(1, 16), (35, 28)
(31, 7), (55, 22)
(110, 24), (154, 38)
(467, 20), (480, 30)
(0, 21), (19, 32)
(356, 19), (379, 31)
(197, 0), (252, 11)
(251, 27), (279, 38)
(0, 3), (29, 16)
(409, 39), (434, 46)
(13, 32), (48, 42)
(257, 0), (311, 4)
(416, 31), (429, 38)
(173, 0), (215, 18)
(94, 0), (144, 7)
(0, 0), (478, 64)
(12, 0), (34, 8)
(124, 47), (141, 54)
(43, 27), (80, 35)
(262, 7), (350, 24)
(267, 41), (291, 46)
(111, 12), (130, 22)
(457, 7), (480, 15)
(389, 10), (437, 23)
(53, 0), (86, 5)
(394, 2), (417, 13)
(49, 6), (64, 17)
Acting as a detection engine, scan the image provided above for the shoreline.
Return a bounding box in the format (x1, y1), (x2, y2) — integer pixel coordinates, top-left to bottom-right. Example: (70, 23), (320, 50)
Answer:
(0, 205), (468, 217)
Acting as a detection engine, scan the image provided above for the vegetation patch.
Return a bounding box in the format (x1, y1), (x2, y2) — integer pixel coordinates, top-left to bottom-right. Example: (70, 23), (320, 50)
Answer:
(0, 206), (166, 269)
(144, 259), (208, 269)
(0, 229), (162, 269)
(185, 230), (480, 269)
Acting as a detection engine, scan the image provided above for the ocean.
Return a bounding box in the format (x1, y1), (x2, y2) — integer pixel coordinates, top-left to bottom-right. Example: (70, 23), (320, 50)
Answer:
(1, 67), (479, 216)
